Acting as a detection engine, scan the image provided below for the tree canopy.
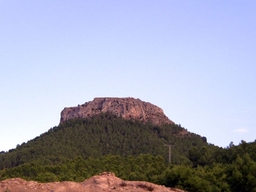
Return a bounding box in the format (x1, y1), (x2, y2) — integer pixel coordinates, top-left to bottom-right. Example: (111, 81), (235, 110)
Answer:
(1, 112), (256, 191)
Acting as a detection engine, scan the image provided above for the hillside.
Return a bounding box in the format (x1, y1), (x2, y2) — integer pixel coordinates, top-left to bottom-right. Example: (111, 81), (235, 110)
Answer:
(0, 112), (208, 169)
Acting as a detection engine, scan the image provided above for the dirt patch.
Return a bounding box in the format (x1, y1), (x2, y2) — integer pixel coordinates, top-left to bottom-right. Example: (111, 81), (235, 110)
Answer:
(0, 172), (184, 192)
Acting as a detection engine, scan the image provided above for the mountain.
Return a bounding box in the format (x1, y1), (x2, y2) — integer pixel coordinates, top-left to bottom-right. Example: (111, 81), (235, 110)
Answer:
(1, 98), (256, 191)
(60, 97), (174, 125)
(0, 97), (209, 170)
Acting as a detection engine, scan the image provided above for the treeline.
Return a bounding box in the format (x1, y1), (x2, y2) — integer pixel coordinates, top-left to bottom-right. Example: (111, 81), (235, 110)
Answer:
(1, 153), (256, 192)
(1, 112), (256, 191)
(0, 112), (209, 169)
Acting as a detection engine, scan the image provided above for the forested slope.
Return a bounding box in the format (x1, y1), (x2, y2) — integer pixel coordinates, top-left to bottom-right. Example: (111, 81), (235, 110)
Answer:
(0, 112), (209, 169)
(1, 112), (256, 191)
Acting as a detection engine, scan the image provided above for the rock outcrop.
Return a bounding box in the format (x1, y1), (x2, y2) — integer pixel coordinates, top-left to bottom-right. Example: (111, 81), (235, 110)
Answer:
(0, 172), (185, 192)
(60, 97), (174, 125)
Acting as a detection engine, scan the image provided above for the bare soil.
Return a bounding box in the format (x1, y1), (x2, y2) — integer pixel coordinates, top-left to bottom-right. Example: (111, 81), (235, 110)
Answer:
(0, 172), (184, 192)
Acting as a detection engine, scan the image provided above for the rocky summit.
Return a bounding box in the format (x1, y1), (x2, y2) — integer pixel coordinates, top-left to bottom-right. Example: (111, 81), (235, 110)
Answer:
(60, 97), (174, 125)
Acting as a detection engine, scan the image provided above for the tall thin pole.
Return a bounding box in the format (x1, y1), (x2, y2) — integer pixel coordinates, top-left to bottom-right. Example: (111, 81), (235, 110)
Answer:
(164, 144), (171, 163)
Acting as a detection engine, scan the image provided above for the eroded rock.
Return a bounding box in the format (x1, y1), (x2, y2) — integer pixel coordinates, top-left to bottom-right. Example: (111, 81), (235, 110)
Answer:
(60, 97), (174, 125)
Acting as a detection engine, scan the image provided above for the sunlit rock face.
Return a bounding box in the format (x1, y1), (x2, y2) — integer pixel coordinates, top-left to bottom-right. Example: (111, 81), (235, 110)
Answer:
(60, 97), (174, 125)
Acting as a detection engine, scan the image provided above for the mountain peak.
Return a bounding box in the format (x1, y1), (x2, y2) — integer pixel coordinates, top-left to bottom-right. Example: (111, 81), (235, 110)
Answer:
(60, 97), (174, 125)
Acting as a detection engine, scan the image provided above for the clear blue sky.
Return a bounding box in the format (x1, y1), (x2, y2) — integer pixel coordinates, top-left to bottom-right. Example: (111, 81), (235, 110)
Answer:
(1, 1), (255, 151)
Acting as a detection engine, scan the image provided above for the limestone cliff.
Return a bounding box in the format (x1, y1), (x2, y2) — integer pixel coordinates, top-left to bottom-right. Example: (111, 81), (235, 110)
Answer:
(60, 97), (174, 125)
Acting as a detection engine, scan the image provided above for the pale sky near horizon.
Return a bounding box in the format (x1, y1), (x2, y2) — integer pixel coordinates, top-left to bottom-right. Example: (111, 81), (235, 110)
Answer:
(1, 1), (255, 152)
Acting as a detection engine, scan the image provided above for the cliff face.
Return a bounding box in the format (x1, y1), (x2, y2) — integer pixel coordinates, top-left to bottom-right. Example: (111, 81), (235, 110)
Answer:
(60, 97), (174, 125)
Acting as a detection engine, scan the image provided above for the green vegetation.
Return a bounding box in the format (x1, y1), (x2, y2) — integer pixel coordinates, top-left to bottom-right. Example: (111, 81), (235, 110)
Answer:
(0, 112), (256, 191)
(0, 112), (209, 168)
(1, 152), (256, 191)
